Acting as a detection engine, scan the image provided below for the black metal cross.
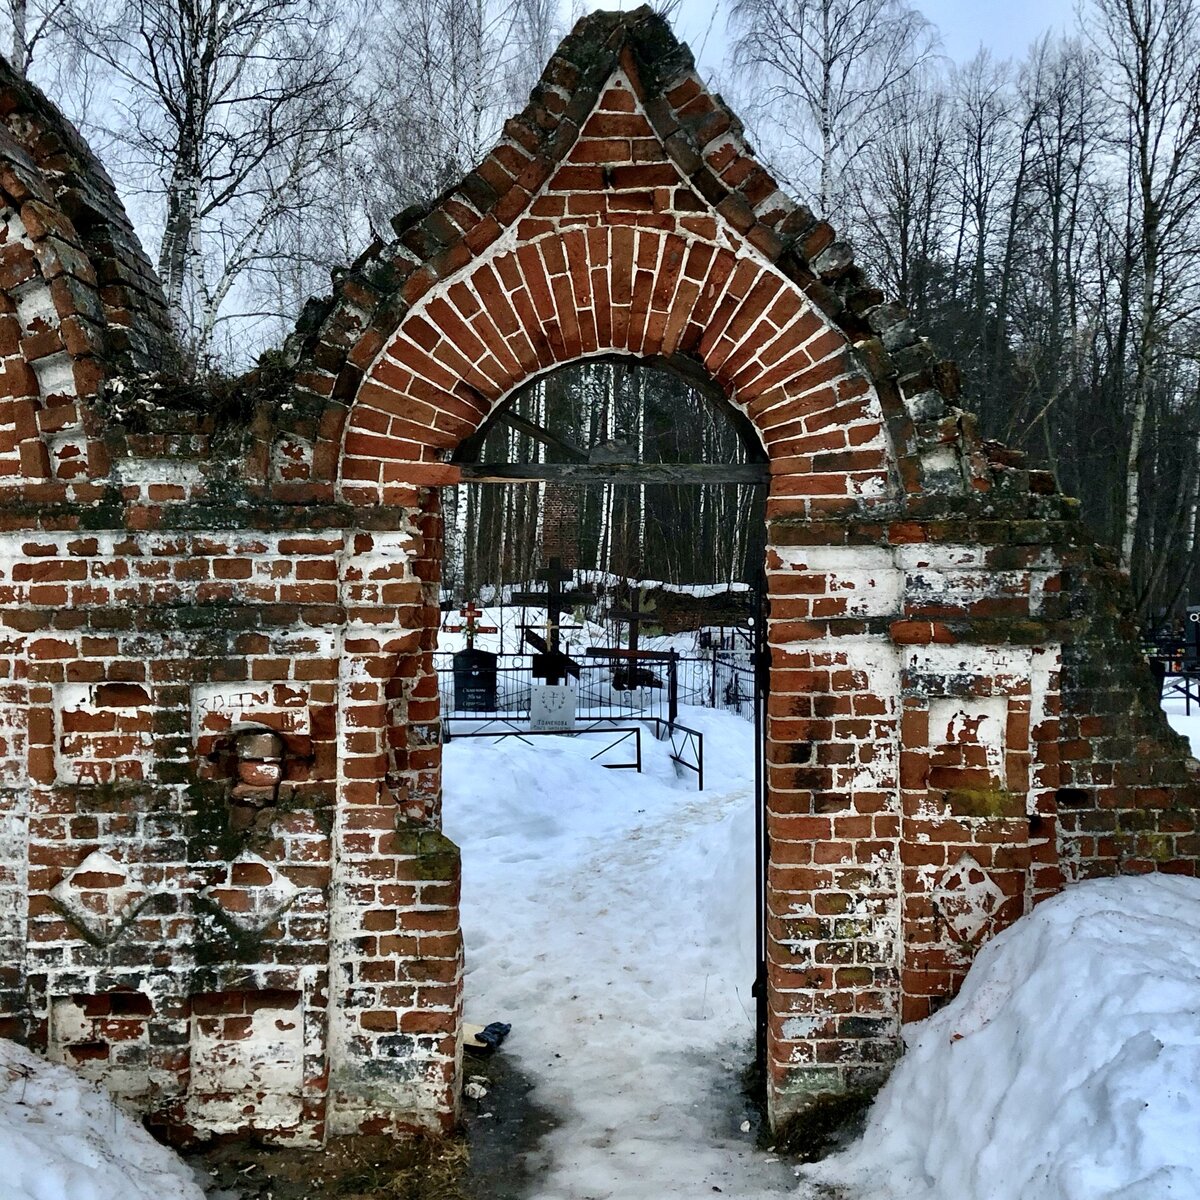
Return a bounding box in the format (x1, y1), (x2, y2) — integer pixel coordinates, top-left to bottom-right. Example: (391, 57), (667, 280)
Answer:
(513, 557), (594, 684)
(512, 557), (593, 657)
(586, 583), (667, 689)
(609, 585), (648, 662)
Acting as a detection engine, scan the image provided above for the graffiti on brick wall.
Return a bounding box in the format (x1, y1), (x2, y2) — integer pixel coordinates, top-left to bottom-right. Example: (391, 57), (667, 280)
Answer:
(193, 683), (310, 752)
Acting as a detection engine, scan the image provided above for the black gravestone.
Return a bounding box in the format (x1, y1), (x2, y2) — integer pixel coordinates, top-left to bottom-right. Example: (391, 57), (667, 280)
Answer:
(453, 647), (498, 713)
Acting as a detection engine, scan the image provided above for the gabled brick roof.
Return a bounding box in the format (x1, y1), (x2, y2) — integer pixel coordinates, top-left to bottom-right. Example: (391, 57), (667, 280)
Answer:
(278, 5), (1056, 510)
(0, 57), (173, 374)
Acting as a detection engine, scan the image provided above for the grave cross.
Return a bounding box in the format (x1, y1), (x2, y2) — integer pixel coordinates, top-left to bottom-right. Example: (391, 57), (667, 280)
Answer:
(512, 557), (594, 656)
(512, 557), (594, 684)
(609, 585), (648, 662)
(443, 601), (497, 651)
(586, 583), (667, 689)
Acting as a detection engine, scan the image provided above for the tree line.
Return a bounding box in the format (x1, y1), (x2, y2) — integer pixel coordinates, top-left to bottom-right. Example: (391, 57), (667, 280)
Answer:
(5, 0), (1200, 616)
(444, 359), (765, 596)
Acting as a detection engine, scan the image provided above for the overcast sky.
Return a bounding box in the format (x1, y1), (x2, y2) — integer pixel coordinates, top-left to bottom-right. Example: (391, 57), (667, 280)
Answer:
(579, 0), (1081, 71)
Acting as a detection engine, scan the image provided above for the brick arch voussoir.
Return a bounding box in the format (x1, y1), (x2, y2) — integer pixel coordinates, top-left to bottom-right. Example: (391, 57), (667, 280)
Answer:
(339, 221), (910, 509)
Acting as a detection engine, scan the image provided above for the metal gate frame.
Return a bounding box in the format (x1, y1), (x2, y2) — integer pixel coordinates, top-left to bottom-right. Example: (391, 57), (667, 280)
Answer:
(752, 569), (770, 1075)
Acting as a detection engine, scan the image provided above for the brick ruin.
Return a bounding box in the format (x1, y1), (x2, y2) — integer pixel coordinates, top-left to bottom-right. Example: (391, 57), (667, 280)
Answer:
(0, 7), (1197, 1146)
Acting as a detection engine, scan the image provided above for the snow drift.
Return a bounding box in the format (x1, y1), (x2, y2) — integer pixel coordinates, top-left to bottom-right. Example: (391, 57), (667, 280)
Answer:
(0, 1037), (202, 1200)
(805, 874), (1200, 1200)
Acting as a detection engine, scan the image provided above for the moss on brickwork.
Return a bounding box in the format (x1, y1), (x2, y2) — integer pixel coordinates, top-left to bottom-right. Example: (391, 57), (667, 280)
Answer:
(946, 788), (1023, 820)
(391, 827), (461, 882)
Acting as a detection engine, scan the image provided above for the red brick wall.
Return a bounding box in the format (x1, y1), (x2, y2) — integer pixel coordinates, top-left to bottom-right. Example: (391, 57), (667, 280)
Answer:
(0, 6), (1195, 1145)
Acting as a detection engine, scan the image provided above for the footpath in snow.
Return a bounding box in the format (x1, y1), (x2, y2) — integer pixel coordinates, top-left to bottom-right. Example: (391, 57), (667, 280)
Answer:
(443, 704), (799, 1199)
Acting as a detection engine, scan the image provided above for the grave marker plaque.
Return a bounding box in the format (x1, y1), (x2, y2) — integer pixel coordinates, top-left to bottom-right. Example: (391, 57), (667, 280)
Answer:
(530, 685), (576, 731)
(452, 647), (498, 713)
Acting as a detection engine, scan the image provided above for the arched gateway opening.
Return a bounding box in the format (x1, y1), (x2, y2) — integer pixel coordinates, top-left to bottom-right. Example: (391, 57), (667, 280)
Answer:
(313, 6), (1066, 1137)
(438, 354), (771, 1185)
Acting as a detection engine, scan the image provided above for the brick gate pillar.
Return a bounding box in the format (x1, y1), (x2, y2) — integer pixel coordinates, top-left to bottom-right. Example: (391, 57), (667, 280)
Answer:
(763, 540), (905, 1126)
(327, 497), (463, 1135)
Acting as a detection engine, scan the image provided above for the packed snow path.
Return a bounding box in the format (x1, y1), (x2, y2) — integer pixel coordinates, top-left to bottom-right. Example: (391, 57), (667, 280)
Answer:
(443, 707), (800, 1199)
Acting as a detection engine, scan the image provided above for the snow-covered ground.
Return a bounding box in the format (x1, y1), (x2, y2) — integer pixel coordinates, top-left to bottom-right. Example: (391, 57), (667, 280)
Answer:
(443, 704), (799, 1198)
(0, 1037), (204, 1200)
(448, 692), (1200, 1200)
(1161, 689), (1200, 756)
(7, 681), (1199, 1200)
(805, 873), (1200, 1200)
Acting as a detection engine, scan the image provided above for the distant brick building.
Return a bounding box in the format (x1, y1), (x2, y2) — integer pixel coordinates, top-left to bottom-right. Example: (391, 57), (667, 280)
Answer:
(0, 8), (1196, 1146)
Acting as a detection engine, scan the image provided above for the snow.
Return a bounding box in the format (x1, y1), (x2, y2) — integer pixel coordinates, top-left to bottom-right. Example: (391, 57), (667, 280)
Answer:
(5, 661), (1198, 1200)
(1161, 690), (1200, 757)
(443, 703), (798, 1198)
(0, 1037), (204, 1200)
(804, 873), (1200, 1200)
(444, 572), (751, 612)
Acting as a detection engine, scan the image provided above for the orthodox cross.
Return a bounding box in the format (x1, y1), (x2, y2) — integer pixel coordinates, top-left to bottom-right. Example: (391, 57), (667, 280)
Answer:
(444, 601), (497, 651)
(586, 583), (668, 688)
(512, 557), (593, 684)
(609, 585), (648, 661)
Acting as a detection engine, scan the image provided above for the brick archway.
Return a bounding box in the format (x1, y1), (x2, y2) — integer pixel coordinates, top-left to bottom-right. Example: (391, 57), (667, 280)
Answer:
(4, 2), (1198, 1151)
(319, 23), (1024, 1131)
(337, 221), (893, 506)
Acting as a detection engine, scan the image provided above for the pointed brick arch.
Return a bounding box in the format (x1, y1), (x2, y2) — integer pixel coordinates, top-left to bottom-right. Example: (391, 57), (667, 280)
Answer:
(2, 0), (1198, 1151)
(285, 9), (973, 514)
(300, 12), (1039, 1131)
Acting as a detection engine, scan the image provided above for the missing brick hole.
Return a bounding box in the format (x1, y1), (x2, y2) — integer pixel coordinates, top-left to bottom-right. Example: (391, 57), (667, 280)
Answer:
(65, 1040), (110, 1062)
(95, 682), (151, 707)
(207, 726), (288, 819)
(1055, 787), (1090, 809)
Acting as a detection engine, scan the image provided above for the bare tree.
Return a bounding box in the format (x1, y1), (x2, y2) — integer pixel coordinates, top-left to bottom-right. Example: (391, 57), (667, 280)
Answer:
(3, 0), (72, 75)
(359, 0), (561, 234)
(73, 0), (363, 366)
(729, 0), (937, 219)
(1090, 0), (1200, 577)
(846, 72), (951, 323)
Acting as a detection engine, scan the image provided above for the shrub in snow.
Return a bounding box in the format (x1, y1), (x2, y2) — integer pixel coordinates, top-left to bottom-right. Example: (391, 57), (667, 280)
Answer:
(804, 875), (1200, 1200)
(0, 1038), (202, 1200)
